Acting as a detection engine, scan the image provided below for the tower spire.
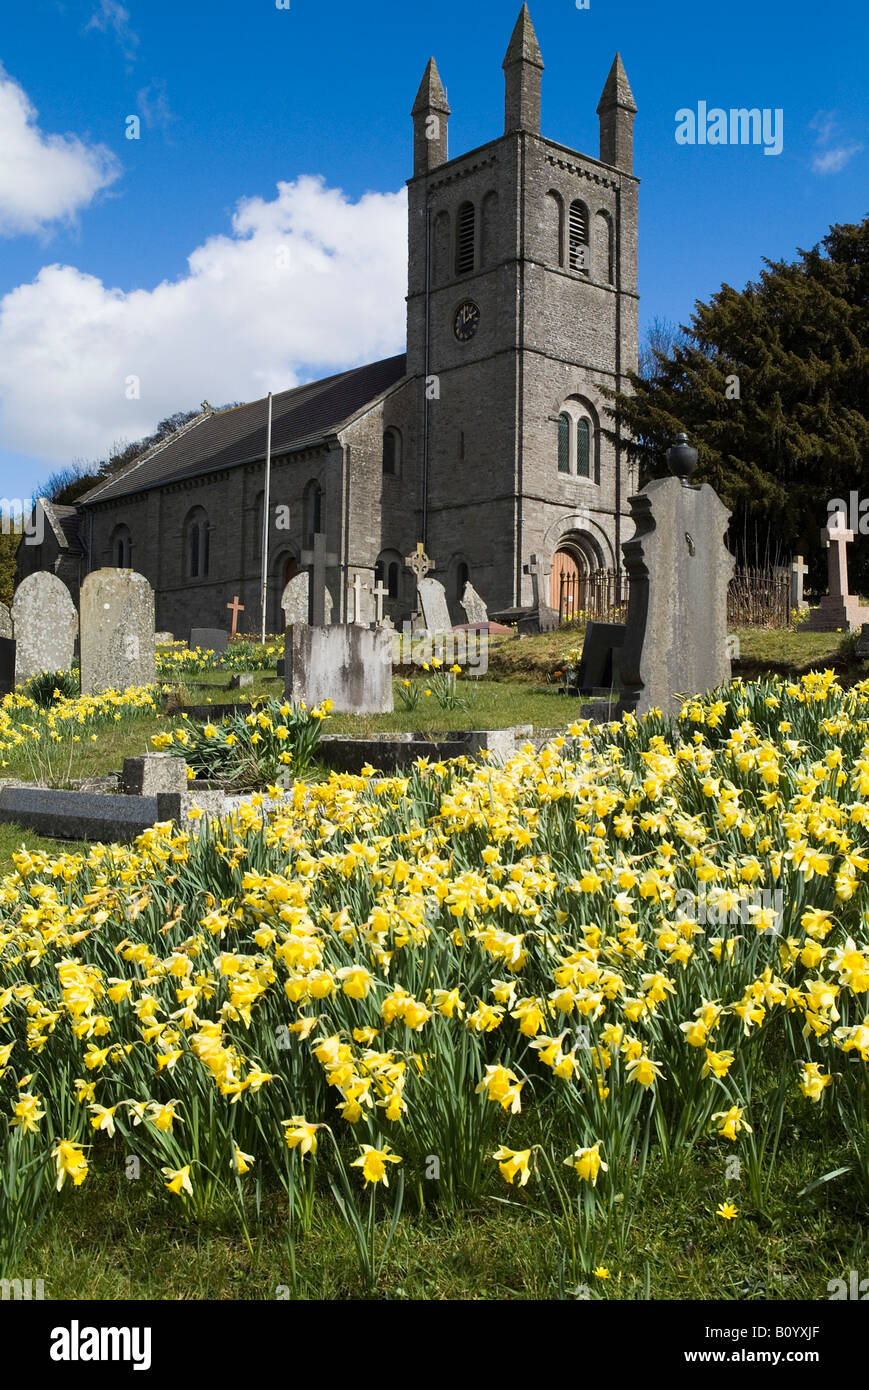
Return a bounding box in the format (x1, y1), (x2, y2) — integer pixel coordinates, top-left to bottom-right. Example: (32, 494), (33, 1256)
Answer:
(503, 4), (544, 135)
(412, 58), (450, 176)
(596, 53), (637, 172)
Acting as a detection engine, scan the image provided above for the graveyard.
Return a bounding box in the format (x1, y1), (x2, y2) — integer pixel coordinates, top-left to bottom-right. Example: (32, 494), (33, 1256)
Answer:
(0, 2), (866, 1319)
(0, 454), (867, 1303)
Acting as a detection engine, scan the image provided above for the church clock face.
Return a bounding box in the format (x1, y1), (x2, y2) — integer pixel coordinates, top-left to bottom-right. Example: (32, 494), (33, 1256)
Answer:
(453, 301), (480, 342)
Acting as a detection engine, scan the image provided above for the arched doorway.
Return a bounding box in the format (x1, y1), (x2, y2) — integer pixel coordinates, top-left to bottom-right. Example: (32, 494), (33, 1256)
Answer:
(549, 535), (602, 620)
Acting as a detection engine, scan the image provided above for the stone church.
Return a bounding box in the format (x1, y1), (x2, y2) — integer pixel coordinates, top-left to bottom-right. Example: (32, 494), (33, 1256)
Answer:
(18, 5), (639, 636)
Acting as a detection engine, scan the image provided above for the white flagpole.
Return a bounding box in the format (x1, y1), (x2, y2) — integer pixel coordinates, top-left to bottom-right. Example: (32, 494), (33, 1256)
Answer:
(260, 391), (273, 643)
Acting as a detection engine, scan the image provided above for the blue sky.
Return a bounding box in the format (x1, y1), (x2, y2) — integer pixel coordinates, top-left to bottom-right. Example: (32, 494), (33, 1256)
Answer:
(0, 0), (866, 499)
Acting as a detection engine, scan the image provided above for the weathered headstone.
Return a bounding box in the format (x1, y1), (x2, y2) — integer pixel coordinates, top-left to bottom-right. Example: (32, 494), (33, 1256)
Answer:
(0, 637), (16, 695)
(460, 582), (489, 625)
(281, 573), (333, 627)
(79, 569), (156, 695)
(517, 553), (559, 632)
(575, 621), (626, 693)
(418, 577), (453, 633)
(300, 532), (338, 625)
(371, 579), (390, 626)
(348, 572), (365, 625)
(790, 555), (808, 613)
(11, 572), (78, 684)
(806, 512), (869, 632)
(0, 603), (12, 639)
(284, 624), (393, 714)
(155, 631), (175, 645)
(856, 624), (869, 661)
(618, 435), (735, 718)
(189, 627), (229, 655)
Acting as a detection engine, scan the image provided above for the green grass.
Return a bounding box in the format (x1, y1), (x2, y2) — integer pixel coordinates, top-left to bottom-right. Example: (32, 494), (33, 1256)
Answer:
(328, 679), (600, 737)
(0, 714), (170, 787)
(0, 822), (91, 865)
(487, 625), (861, 684)
(17, 1136), (863, 1300)
(180, 670), (284, 705)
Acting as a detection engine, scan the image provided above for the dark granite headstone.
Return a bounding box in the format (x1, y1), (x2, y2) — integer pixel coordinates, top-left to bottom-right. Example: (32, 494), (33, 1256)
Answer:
(856, 624), (869, 660)
(189, 627), (229, 655)
(0, 636), (16, 694)
(576, 622), (626, 693)
(618, 474), (735, 717)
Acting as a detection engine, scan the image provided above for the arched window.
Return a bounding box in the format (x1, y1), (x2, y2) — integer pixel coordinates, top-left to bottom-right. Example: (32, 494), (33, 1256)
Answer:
(110, 524), (131, 568)
(375, 553), (401, 601)
(303, 480), (322, 545)
(569, 199), (589, 272)
(455, 201), (476, 276)
(594, 209), (614, 285)
(184, 507), (210, 579)
(576, 419), (591, 479)
(558, 414), (571, 473)
(546, 190), (565, 268)
(456, 561), (470, 603)
(558, 399), (600, 480)
(383, 428), (400, 476)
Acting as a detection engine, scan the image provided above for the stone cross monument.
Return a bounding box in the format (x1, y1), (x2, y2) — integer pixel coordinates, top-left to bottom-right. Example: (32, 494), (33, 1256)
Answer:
(806, 510), (869, 632)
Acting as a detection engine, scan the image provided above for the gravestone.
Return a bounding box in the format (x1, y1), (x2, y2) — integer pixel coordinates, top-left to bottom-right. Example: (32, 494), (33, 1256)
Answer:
(11, 572), (78, 684)
(0, 603), (12, 639)
(618, 435), (735, 718)
(856, 624), (869, 661)
(805, 512), (869, 632)
(575, 621), (626, 693)
(285, 625), (393, 714)
(460, 582), (488, 626)
(80, 569), (156, 695)
(226, 595), (245, 638)
(370, 578), (390, 627)
(189, 627), (229, 655)
(0, 637), (16, 695)
(417, 577), (452, 633)
(281, 573), (333, 627)
(790, 556), (808, 613)
(300, 532), (338, 626)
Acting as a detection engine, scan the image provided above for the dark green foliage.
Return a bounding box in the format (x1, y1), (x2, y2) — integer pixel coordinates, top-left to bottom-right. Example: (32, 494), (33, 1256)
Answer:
(606, 218), (869, 583)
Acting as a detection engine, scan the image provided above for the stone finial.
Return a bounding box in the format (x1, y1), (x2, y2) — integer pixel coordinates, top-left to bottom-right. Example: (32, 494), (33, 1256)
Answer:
(667, 433), (698, 482)
(596, 53), (637, 172)
(503, 4), (544, 135)
(412, 58), (450, 177)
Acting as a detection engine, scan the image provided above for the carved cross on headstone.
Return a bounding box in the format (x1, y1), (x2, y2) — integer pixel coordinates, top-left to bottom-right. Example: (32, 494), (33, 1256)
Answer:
(371, 579), (389, 624)
(226, 595), (245, 638)
(523, 553), (550, 609)
(790, 554), (808, 611)
(300, 532), (338, 626)
(821, 512), (853, 601)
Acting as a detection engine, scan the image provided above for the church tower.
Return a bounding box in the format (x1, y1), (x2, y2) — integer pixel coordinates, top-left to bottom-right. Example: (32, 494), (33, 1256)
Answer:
(403, 5), (639, 617)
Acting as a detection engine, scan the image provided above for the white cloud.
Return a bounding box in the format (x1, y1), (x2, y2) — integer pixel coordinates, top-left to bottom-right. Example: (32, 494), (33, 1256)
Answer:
(0, 175), (408, 466)
(85, 1), (139, 60)
(0, 65), (120, 237)
(811, 144), (863, 175)
(808, 108), (863, 175)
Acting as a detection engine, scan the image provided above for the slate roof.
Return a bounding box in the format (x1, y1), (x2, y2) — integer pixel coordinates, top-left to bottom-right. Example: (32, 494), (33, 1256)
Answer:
(38, 500), (84, 553)
(79, 353), (408, 506)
